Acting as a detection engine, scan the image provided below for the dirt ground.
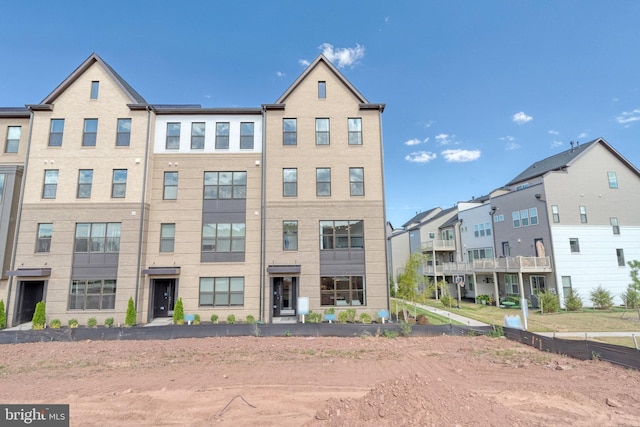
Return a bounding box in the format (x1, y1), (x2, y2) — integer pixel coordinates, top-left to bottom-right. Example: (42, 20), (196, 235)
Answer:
(1, 335), (639, 426)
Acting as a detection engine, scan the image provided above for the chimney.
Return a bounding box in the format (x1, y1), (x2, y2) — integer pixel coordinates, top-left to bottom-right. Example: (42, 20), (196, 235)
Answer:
(570, 141), (574, 152)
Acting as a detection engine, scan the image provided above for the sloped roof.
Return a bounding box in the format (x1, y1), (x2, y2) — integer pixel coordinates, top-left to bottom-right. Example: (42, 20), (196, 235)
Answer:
(440, 213), (459, 229)
(39, 53), (146, 105)
(401, 207), (441, 229)
(0, 107), (29, 118)
(275, 55), (369, 105)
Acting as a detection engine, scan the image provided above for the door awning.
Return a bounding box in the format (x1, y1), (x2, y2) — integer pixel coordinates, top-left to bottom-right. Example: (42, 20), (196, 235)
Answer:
(267, 265), (301, 274)
(142, 267), (181, 275)
(6, 268), (52, 277)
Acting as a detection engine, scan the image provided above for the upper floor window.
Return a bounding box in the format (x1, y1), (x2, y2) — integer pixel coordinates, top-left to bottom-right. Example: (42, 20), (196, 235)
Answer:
(579, 205), (587, 223)
(164, 171), (178, 200)
(610, 217), (620, 235)
(529, 207), (538, 225)
(166, 123), (180, 149)
(512, 208), (538, 228)
(74, 222), (121, 253)
(515, 183), (530, 191)
(116, 119), (131, 146)
(512, 211), (520, 228)
(191, 122), (205, 149)
(569, 238), (580, 253)
(283, 118), (297, 145)
(348, 118), (362, 145)
(202, 223), (246, 253)
(474, 223), (492, 237)
(240, 122), (254, 149)
(318, 81), (326, 98)
(283, 220), (298, 251)
(320, 220), (364, 250)
(349, 167), (364, 196)
(316, 168), (331, 196)
(316, 118), (330, 145)
(111, 169), (127, 198)
(551, 205), (560, 223)
(215, 122), (230, 149)
(616, 248), (625, 267)
(493, 214), (504, 223)
(36, 223), (52, 253)
(49, 119), (64, 147)
(283, 168), (297, 197)
(82, 119), (98, 147)
(160, 223), (175, 253)
(5, 126), (20, 153)
(608, 172), (618, 189)
(77, 169), (93, 198)
(42, 170), (59, 199)
(90, 81), (99, 99)
(204, 171), (246, 199)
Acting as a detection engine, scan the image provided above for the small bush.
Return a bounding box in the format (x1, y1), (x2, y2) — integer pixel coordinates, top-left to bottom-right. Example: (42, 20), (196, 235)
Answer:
(416, 314), (429, 325)
(440, 294), (455, 308)
(87, 317), (97, 328)
(590, 285), (614, 310)
(488, 325), (504, 337)
(0, 299), (6, 329)
(193, 314), (201, 325)
(32, 301), (46, 330)
(564, 289), (583, 311)
(104, 317), (114, 328)
(539, 291), (560, 313)
(621, 285), (640, 309)
(306, 311), (322, 323)
(337, 311), (349, 323)
(345, 308), (356, 323)
(324, 307), (335, 315)
(68, 318), (79, 328)
(210, 314), (219, 324)
(399, 320), (413, 337)
(359, 312), (372, 324)
(226, 314), (236, 324)
(49, 319), (61, 329)
(245, 314), (256, 324)
(172, 298), (184, 325)
(125, 297), (137, 327)
(383, 329), (399, 338)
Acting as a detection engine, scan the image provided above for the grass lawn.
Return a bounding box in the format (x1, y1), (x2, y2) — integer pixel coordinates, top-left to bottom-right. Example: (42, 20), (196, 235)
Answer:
(391, 300), (463, 326)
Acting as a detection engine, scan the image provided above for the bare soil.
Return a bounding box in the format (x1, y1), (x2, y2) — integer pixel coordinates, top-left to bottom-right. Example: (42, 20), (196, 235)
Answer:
(0, 336), (639, 426)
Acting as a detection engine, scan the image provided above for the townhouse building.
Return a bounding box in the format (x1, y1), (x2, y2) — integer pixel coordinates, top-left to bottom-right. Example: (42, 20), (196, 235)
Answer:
(0, 53), (388, 327)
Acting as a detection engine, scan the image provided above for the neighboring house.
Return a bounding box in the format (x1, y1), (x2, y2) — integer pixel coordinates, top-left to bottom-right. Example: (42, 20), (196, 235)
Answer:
(0, 53), (389, 327)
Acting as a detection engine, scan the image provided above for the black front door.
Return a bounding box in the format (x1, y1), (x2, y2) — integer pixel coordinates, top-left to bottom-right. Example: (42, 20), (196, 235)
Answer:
(272, 276), (297, 318)
(16, 280), (45, 325)
(152, 279), (175, 318)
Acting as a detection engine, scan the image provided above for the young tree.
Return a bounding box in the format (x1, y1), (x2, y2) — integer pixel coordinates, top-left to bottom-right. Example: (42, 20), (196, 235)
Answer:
(628, 260), (640, 319)
(396, 252), (426, 320)
(32, 301), (46, 330)
(125, 297), (137, 327)
(0, 299), (5, 329)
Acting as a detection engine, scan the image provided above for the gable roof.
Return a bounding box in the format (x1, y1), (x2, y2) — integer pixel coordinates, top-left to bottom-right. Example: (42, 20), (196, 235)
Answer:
(275, 55), (369, 105)
(401, 207), (441, 229)
(38, 53), (146, 105)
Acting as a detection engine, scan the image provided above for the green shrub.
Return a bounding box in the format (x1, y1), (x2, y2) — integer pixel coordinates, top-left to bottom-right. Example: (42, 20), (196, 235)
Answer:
(226, 314), (236, 324)
(246, 314), (256, 324)
(32, 301), (46, 330)
(87, 317), (97, 328)
(104, 317), (114, 328)
(193, 314), (201, 325)
(621, 285), (640, 309)
(359, 312), (372, 324)
(416, 314), (429, 325)
(564, 289), (583, 311)
(539, 291), (560, 313)
(399, 320), (412, 337)
(0, 299), (6, 329)
(49, 319), (61, 329)
(476, 294), (491, 304)
(440, 294), (455, 308)
(210, 314), (219, 324)
(125, 297), (137, 327)
(68, 318), (79, 328)
(324, 307), (335, 315)
(172, 298), (184, 325)
(345, 308), (356, 323)
(488, 325), (504, 337)
(337, 311), (349, 323)
(306, 311), (322, 323)
(590, 285), (614, 310)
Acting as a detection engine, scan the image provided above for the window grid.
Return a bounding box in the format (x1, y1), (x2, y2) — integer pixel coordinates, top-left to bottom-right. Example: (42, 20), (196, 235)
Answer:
(42, 170), (59, 199)
(348, 118), (362, 145)
(320, 220), (364, 250)
(199, 277), (244, 307)
(283, 118), (297, 145)
(77, 169), (93, 198)
(320, 276), (365, 307)
(349, 167), (364, 196)
(82, 119), (98, 147)
(316, 168), (331, 196)
(116, 119), (131, 146)
(160, 223), (175, 253)
(551, 205), (560, 223)
(203, 171), (246, 199)
(202, 223), (246, 253)
(240, 122), (254, 149)
(74, 223), (121, 253)
(316, 118), (330, 145)
(190, 122), (205, 149)
(5, 126), (20, 153)
(36, 223), (52, 253)
(611, 217), (620, 235)
(49, 119), (64, 147)
(111, 169), (127, 198)
(283, 221), (298, 251)
(69, 279), (116, 310)
(166, 123), (180, 149)
(163, 171), (178, 200)
(283, 168), (297, 197)
(608, 172), (618, 189)
(215, 122), (230, 149)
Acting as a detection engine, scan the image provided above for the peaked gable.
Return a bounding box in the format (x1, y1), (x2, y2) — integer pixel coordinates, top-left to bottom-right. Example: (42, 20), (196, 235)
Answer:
(38, 53), (146, 105)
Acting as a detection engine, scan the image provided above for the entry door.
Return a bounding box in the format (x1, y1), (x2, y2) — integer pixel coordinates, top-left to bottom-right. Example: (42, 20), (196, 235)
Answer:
(16, 280), (45, 325)
(153, 279), (175, 318)
(272, 276), (297, 317)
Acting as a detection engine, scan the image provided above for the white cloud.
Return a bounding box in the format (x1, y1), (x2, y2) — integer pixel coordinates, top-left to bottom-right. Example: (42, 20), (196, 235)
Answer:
(298, 59), (311, 67)
(435, 134), (455, 145)
(615, 108), (640, 124)
(512, 111), (533, 125)
(405, 151), (437, 163)
(404, 138), (422, 146)
(319, 43), (365, 68)
(441, 149), (481, 162)
(505, 142), (520, 151)
(548, 130), (559, 135)
(551, 140), (563, 148)
(500, 135), (515, 142)
(276, 71), (285, 78)
(577, 132), (588, 139)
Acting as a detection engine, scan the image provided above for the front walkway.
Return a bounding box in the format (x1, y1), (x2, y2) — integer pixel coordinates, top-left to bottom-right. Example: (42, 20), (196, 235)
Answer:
(393, 298), (489, 327)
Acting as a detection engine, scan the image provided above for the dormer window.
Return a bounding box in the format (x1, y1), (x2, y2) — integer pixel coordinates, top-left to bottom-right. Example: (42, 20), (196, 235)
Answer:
(90, 81), (99, 99)
(318, 81), (326, 99)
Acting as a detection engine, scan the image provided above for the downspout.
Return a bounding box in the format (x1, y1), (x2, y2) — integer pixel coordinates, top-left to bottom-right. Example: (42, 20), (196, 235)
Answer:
(259, 106), (267, 322)
(134, 105), (152, 320)
(377, 106), (390, 311)
(6, 109), (34, 327)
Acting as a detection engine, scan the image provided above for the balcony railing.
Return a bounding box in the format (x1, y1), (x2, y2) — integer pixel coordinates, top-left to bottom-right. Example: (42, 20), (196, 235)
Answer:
(421, 239), (456, 251)
(420, 256), (552, 275)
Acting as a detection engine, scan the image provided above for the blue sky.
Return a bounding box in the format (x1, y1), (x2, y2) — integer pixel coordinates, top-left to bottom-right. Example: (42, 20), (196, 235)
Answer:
(2, 1), (640, 227)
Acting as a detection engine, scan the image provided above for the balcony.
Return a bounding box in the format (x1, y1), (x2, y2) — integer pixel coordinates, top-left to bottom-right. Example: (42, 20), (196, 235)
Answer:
(420, 256), (552, 275)
(421, 239), (456, 252)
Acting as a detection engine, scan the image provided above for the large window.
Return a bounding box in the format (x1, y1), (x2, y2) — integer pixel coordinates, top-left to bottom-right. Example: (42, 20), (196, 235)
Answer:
(5, 126), (20, 153)
(467, 248), (493, 261)
(505, 274), (519, 294)
(283, 118), (297, 145)
(316, 118), (330, 145)
(512, 208), (538, 228)
(49, 119), (64, 147)
(77, 169), (93, 198)
(320, 220), (364, 250)
(608, 171), (618, 189)
(349, 167), (364, 196)
(283, 168), (297, 197)
(160, 223), (175, 253)
(74, 223), (121, 253)
(199, 277), (244, 307)
(569, 238), (580, 253)
(111, 169), (127, 198)
(36, 223), (52, 253)
(579, 206), (587, 223)
(240, 122), (254, 149)
(316, 168), (331, 196)
(283, 221), (298, 250)
(69, 279), (116, 310)
(617, 249), (625, 267)
(202, 223), (245, 253)
(191, 122), (205, 149)
(42, 170), (59, 199)
(82, 119), (98, 146)
(166, 123), (180, 149)
(163, 171), (178, 200)
(348, 118), (362, 145)
(611, 217), (620, 235)
(204, 171), (246, 199)
(474, 223), (491, 237)
(116, 118), (131, 146)
(320, 276), (365, 306)
(215, 122), (230, 149)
